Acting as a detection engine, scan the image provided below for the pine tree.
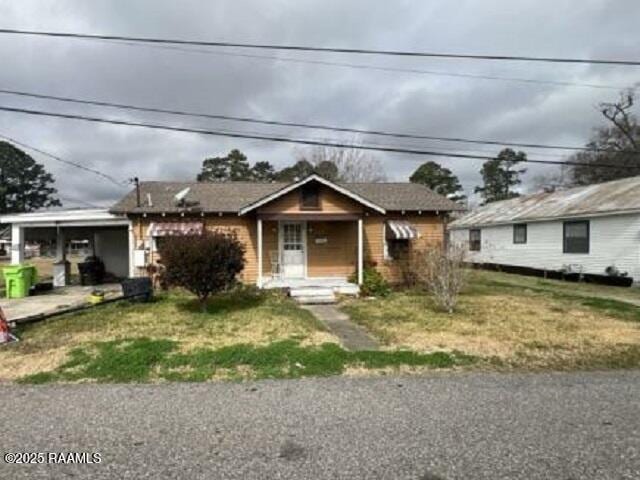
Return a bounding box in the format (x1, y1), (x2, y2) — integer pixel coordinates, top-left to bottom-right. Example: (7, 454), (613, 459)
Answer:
(474, 148), (527, 204)
(0, 141), (61, 214)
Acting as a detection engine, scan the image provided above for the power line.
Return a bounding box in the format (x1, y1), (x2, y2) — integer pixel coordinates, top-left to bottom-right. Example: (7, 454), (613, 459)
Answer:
(1, 88), (634, 155)
(0, 104), (631, 169)
(103, 39), (625, 91)
(0, 133), (127, 188)
(59, 195), (108, 209)
(0, 28), (638, 66)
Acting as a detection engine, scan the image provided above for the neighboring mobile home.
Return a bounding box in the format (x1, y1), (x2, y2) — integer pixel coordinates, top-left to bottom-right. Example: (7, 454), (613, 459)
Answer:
(449, 175), (640, 282)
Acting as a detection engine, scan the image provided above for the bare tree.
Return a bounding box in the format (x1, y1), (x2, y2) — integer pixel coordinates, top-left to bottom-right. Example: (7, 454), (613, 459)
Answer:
(566, 88), (640, 186)
(399, 246), (467, 313)
(529, 167), (571, 193)
(295, 143), (388, 182)
(418, 246), (467, 314)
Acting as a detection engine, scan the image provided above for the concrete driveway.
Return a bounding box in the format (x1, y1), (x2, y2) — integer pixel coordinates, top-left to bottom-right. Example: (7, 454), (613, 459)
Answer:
(1, 371), (639, 479)
(0, 284), (121, 323)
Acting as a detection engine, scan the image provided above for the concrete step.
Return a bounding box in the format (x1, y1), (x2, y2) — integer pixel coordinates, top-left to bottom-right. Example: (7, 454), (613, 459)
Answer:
(294, 295), (336, 305)
(289, 287), (334, 298)
(335, 284), (360, 296)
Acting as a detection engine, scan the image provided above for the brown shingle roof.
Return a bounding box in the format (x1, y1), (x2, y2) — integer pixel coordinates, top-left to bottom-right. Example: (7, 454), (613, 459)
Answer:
(109, 180), (464, 214)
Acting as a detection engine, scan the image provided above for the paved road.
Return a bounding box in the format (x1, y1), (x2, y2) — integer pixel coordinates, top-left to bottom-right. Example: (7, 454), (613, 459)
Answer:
(1, 371), (639, 479)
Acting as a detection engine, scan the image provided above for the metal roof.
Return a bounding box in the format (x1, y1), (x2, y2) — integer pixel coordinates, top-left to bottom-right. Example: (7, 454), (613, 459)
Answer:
(449, 175), (640, 229)
(0, 208), (128, 226)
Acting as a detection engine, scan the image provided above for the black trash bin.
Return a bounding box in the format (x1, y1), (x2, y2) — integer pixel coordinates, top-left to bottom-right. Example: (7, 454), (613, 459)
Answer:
(77, 256), (106, 286)
(121, 277), (153, 302)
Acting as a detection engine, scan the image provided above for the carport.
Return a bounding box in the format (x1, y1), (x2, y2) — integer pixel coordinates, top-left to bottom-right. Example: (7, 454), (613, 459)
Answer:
(0, 209), (133, 284)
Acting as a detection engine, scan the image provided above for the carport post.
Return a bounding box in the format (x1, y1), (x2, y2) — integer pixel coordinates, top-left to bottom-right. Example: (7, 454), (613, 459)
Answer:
(55, 227), (66, 262)
(10, 224), (24, 265)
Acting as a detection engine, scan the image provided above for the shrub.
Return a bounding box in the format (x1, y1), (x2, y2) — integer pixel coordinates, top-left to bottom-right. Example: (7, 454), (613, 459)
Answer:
(410, 245), (467, 313)
(351, 267), (391, 297)
(158, 231), (245, 310)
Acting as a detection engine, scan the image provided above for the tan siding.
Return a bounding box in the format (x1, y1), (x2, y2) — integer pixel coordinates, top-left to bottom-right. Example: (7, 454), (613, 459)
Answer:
(307, 221), (357, 277)
(131, 210), (446, 285)
(261, 220), (278, 275)
(131, 215), (259, 283)
(364, 213), (445, 282)
(258, 185), (363, 214)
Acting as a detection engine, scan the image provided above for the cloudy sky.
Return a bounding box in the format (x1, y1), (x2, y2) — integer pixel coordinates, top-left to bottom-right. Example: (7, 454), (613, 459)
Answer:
(0, 0), (638, 208)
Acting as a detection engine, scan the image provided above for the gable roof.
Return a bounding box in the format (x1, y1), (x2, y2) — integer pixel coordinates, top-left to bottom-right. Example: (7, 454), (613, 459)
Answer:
(238, 174), (385, 215)
(450, 175), (640, 229)
(109, 177), (464, 214)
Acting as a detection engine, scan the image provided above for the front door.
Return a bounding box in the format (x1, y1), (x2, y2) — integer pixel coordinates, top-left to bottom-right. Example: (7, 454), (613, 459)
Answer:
(280, 222), (306, 278)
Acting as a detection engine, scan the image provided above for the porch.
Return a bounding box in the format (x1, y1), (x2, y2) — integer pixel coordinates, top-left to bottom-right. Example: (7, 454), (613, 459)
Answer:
(262, 276), (360, 295)
(255, 213), (364, 289)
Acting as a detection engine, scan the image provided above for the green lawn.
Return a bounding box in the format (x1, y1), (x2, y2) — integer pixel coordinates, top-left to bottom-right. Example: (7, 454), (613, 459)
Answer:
(6, 269), (639, 383)
(2, 286), (471, 383)
(342, 269), (640, 371)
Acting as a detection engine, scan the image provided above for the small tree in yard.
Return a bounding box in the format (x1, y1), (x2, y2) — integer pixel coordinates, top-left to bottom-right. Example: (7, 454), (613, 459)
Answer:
(410, 246), (467, 313)
(158, 231), (245, 311)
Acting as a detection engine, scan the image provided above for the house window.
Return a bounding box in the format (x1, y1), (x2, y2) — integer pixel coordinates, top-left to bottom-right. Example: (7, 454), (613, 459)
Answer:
(152, 237), (168, 252)
(469, 229), (481, 251)
(300, 183), (320, 209)
(513, 224), (527, 244)
(386, 239), (410, 260)
(563, 220), (589, 254)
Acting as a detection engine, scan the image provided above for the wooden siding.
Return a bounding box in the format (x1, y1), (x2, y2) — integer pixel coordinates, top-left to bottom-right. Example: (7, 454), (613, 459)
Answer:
(307, 221), (358, 277)
(364, 213), (445, 282)
(131, 214), (259, 283)
(449, 213), (640, 281)
(131, 210), (446, 284)
(257, 185), (364, 215)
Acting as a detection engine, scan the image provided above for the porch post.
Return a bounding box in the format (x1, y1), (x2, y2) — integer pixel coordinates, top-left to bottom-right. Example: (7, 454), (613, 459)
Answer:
(127, 221), (135, 278)
(257, 217), (263, 288)
(55, 227), (66, 262)
(357, 217), (363, 285)
(10, 224), (24, 265)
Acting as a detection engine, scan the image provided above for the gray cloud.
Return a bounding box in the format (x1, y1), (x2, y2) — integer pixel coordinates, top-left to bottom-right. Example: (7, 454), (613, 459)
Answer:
(0, 0), (638, 207)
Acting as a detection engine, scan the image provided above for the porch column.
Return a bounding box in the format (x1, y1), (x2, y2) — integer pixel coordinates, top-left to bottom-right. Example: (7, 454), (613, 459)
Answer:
(128, 221), (135, 278)
(357, 217), (363, 285)
(10, 224), (24, 265)
(55, 227), (66, 262)
(257, 218), (263, 288)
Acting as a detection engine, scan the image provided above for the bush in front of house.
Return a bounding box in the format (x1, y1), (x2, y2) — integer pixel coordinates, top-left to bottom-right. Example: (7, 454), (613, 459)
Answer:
(411, 246), (467, 313)
(158, 231), (246, 310)
(351, 267), (391, 297)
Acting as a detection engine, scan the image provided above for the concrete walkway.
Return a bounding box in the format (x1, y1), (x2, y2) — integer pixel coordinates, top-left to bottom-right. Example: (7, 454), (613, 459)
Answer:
(302, 304), (379, 351)
(0, 284), (122, 323)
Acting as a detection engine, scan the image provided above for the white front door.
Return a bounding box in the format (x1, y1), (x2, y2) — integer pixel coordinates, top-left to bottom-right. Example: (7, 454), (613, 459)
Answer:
(280, 222), (306, 278)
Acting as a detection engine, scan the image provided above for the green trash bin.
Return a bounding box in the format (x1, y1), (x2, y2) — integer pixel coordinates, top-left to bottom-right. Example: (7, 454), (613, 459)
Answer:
(3, 264), (36, 299)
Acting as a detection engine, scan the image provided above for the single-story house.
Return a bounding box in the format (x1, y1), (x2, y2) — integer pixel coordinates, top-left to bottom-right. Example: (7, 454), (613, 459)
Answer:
(1, 174), (463, 289)
(112, 174), (463, 287)
(449, 175), (640, 282)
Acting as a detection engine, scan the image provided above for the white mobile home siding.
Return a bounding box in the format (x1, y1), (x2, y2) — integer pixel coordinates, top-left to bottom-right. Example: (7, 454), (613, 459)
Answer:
(449, 213), (640, 281)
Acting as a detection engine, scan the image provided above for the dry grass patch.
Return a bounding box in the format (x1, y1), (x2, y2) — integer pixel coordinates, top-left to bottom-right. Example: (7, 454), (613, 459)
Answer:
(342, 272), (640, 370)
(0, 287), (339, 381)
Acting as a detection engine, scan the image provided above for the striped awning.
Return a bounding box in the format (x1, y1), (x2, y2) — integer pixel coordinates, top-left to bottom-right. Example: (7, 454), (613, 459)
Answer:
(386, 220), (418, 240)
(148, 222), (204, 237)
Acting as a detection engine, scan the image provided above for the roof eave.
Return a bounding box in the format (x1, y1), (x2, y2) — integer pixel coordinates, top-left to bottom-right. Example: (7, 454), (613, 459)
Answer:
(238, 174), (386, 215)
